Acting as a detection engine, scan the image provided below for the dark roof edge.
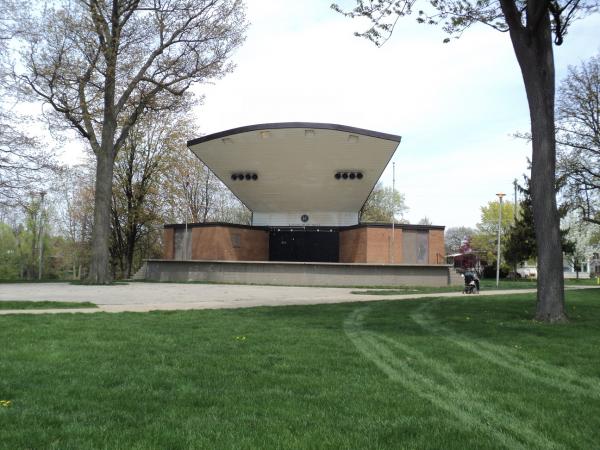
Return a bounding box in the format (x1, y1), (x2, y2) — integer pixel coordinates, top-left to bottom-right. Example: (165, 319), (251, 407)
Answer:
(164, 222), (268, 231)
(350, 222), (445, 231)
(164, 222), (444, 231)
(187, 122), (402, 147)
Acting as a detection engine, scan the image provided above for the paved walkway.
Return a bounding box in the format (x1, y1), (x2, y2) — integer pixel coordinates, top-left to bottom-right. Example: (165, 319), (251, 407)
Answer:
(0, 282), (597, 315)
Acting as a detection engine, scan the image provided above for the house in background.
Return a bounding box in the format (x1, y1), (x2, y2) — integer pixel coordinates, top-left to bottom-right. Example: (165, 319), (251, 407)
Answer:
(562, 218), (600, 279)
(563, 250), (600, 279)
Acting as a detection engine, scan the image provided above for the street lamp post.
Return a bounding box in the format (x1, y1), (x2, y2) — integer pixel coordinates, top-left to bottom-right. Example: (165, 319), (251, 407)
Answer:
(496, 192), (505, 287)
(391, 161), (395, 264)
(513, 179), (518, 221)
(512, 179), (519, 276)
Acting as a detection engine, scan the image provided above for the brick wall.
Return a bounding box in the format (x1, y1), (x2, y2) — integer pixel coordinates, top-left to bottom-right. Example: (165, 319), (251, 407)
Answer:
(191, 226), (268, 261)
(366, 228), (403, 263)
(164, 223), (445, 265)
(339, 228), (368, 262)
(163, 228), (175, 260)
(428, 229), (445, 264)
(340, 225), (444, 264)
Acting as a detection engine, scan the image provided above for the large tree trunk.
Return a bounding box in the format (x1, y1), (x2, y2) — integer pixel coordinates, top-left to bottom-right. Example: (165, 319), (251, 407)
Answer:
(88, 148), (115, 284)
(505, 6), (567, 322)
(88, 33), (118, 284)
(125, 227), (136, 279)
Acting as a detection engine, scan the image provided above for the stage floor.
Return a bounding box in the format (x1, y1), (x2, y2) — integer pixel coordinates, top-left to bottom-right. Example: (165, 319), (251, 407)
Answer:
(141, 259), (461, 287)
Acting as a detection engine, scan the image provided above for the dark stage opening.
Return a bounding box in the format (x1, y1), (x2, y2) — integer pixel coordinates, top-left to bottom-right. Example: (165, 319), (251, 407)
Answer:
(269, 228), (339, 262)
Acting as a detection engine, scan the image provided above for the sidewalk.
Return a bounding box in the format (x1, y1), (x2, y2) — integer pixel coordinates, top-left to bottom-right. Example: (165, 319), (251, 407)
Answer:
(0, 282), (597, 315)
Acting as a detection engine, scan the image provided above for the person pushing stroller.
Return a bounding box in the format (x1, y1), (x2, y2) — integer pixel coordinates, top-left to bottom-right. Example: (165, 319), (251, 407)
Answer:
(463, 269), (480, 294)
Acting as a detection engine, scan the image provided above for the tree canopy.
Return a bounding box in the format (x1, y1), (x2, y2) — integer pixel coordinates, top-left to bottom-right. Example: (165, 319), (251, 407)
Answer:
(557, 54), (600, 226)
(333, 0), (599, 322)
(360, 182), (408, 222)
(332, 0), (597, 46)
(16, 0), (247, 152)
(13, 0), (248, 283)
(469, 200), (515, 265)
(563, 213), (599, 277)
(445, 226), (476, 254)
(0, 0), (53, 207)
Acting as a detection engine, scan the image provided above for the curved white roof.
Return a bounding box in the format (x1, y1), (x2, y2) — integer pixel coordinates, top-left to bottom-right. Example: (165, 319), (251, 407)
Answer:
(187, 122), (401, 227)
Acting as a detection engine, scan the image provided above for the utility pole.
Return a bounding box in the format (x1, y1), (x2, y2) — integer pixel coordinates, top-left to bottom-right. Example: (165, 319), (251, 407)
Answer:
(185, 211), (189, 260)
(496, 192), (505, 287)
(38, 191), (46, 280)
(391, 162), (395, 264)
(184, 174), (191, 260)
(513, 178), (519, 277)
(513, 178), (518, 221)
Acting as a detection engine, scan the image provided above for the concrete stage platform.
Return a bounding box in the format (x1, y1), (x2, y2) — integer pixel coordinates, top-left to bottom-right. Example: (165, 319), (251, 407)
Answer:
(141, 259), (461, 287)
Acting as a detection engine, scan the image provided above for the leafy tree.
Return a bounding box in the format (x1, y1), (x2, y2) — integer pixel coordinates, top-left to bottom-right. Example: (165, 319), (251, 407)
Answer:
(333, 0), (599, 321)
(0, 114), (55, 207)
(471, 200), (515, 265)
(418, 216), (432, 225)
(556, 54), (600, 226)
(13, 194), (51, 279)
(563, 213), (599, 278)
(445, 226), (476, 254)
(360, 182), (408, 222)
(0, 1), (53, 207)
(0, 222), (19, 279)
(504, 176), (574, 269)
(108, 112), (253, 278)
(474, 201), (516, 237)
(161, 144), (221, 225)
(210, 191), (252, 225)
(15, 0), (247, 283)
(52, 165), (94, 279)
(158, 127), (251, 227)
(111, 111), (186, 279)
(503, 182), (537, 268)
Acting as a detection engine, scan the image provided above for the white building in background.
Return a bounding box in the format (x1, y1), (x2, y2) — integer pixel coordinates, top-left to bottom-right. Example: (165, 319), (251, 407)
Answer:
(563, 251), (600, 279)
(593, 253), (600, 276)
(562, 215), (600, 279)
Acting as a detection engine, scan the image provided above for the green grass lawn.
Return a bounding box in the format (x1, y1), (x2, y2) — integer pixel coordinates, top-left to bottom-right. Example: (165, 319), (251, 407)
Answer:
(1, 290), (600, 449)
(351, 279), (536, 295)
(352, 277), (600, 295)
(0, 301), (97, 310)
(565, 277), (600, 286)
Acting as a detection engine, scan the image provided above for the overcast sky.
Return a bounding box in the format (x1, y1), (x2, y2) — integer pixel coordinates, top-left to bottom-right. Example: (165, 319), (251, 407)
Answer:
(185, 0), (600, 229)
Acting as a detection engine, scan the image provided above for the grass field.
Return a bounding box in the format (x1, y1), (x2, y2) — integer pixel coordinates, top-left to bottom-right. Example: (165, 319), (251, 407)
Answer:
(0, 301), (97, 310)
(352, 277), (599, 295)
(1, 290), (600, 449)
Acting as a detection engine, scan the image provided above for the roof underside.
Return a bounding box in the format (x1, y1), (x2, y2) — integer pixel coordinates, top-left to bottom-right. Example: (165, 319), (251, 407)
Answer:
(187, 122), (401, 214)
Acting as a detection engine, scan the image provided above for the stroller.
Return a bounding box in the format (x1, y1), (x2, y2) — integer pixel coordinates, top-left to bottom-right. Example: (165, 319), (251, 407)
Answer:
(463, 270), (480, 294)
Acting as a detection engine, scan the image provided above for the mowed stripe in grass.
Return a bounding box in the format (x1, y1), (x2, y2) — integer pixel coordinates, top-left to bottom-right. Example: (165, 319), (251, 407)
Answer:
(410, 302), (600, 399)
(345, 308), (556, 449)
(1, 290), (600, 449)
(0, 301), (97, 310)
